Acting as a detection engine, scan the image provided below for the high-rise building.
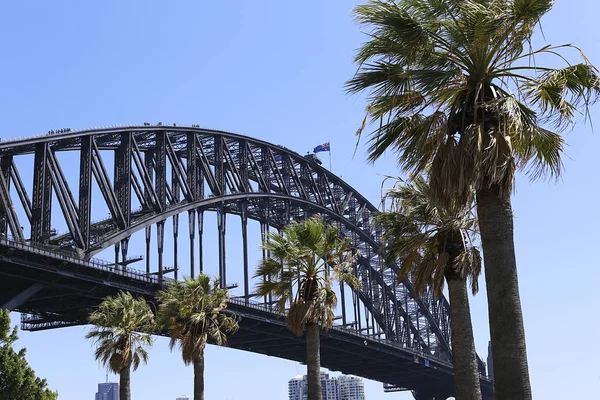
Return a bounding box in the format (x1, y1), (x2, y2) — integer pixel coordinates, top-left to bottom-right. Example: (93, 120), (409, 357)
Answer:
(487, 341), (494, 380)
(176, 396), (190, 400)
(338, 375), (365, 400)
(95, 382), (119, 400)
(288, 373), (365, 400)
(322, 373), (339, 400)
(288, 375), (304, 400)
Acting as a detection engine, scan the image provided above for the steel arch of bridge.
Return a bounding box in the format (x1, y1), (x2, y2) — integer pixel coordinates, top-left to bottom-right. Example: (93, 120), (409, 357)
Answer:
(0, 125), (453, 362)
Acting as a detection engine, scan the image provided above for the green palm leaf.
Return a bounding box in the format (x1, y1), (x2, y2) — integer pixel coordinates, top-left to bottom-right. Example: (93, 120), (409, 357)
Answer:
(156, 275), (239, 366)
(254, 215), (360, 336)
(86, 291), (155, 374)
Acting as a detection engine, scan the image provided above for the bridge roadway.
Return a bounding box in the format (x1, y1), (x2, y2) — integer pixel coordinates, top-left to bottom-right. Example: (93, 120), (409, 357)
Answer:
(0, 238), (493, 399)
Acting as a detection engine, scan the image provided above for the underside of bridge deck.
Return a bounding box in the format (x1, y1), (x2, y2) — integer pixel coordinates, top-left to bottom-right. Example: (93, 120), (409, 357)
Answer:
(0, 241), (493, 399)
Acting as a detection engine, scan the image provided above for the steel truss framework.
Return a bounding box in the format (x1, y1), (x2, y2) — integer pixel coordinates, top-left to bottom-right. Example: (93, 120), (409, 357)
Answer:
(0, 126), (490, 398)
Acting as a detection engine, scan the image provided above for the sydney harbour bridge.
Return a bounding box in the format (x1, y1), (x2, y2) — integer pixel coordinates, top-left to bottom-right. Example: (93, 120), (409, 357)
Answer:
(0, 125), (493, 399)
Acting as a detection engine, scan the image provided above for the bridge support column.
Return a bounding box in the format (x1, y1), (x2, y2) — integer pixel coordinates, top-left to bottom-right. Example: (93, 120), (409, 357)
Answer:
(120, 237), (129, 271)
(114, 241), (120, 269)
(145, 226), (151, 274)
(217, 204), (226, 288)
(340, 281), (347, 326)
(173, 214), (179, 280)
(198, 210), (204, 274)
(157, 221), (165, 282)
(32, 143), (52, 243)
(1, 284), (44, 311)
(260, 221), (268, 305)
(241, 204), (249, 303)
(188, 209), (195, 278)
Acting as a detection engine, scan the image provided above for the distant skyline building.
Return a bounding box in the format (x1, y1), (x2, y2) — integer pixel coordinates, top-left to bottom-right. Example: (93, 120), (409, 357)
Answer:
(338, 375), (366, 400)
(288, 372), (365, 400)
(487, 341), (494, 380)
(95, 382), (119, 400)
(176, 396), (190, 400)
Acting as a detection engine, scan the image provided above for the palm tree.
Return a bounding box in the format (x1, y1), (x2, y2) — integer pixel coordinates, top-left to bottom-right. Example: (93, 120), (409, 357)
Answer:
(347, 1), (600, 398)
(86, 291), (155, 400)
(375, 174), (482, 400)
(156, 275), (239, 400)
(254, 215), (359, 400)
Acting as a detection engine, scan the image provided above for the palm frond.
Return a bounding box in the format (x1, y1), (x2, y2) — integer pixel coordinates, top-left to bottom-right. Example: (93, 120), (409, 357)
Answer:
(349, 0), (599, 209)
(157, 275), (239, 365)
(86, 291), (154, 374)
(255, 215), (361, 334)
(376, 173), (481, 298)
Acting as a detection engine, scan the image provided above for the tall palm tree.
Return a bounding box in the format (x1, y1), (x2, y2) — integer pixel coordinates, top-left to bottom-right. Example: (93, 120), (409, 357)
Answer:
(347, 1), (600, 398)
(86, 291), (155, 400)
(156, 275), (239, 400)
(375, 174), (482, 400)
(254, 215), (359, 400)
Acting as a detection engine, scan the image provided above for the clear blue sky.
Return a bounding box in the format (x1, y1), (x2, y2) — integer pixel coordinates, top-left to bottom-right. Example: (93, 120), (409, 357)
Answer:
(1, 1), (599, 399)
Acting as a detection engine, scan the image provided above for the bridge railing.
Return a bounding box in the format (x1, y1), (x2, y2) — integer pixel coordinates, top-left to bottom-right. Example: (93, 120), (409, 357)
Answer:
(0, 237), (160, 285)
(1, 237), (457, 369)
(226, 296), (454, 368)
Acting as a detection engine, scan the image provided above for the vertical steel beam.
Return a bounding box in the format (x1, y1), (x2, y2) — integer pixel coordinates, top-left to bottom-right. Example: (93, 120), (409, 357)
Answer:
(198, 210), (204, 274)
(144, 148), (155, 210)
(340, 281), (347, 327)
(171, 156), (180, 280)
(239, 140), (249, 192)
(155, 132), (167, 211)
(241, 203), (249, 303)
(379, 254), (390, 337)
(392, 278), (401, 342)
(173, 214), (179, 280)
(188, 209), (196, 278)
(260, 221), (267, 304)
(217, 204), (226, 288)
(115, 132), (132, 227)
(31, 143), (52, 243)
(114, 241), (120, 267)
(79, 136), (92, 249)
(214, 136), (224, 195)
(260, 147), (271, 193)
(187, 132), (198, 201)
(145, 226), (151, 274)
(120, 237), (129, 271)
(157, 221), (165, 282)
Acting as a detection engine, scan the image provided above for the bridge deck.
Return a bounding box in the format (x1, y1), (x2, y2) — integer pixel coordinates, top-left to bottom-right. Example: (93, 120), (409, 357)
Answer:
(0, 239), (493, 398)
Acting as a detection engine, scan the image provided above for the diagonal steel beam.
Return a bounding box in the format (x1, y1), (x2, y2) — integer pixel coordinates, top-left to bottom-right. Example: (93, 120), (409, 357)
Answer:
(46, 149), (84, 247)
(0, 156), (23, 241)
(1, 283), (44, 311)
(10, 160), (33, 223)
(90, 140), (126, 229)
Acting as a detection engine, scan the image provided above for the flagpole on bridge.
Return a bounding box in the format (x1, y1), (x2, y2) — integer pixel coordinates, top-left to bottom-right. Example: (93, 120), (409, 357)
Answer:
(328, 148), (332, 172)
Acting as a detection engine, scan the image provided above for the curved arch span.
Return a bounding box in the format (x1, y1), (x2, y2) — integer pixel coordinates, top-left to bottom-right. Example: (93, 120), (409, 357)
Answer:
(0, 125), (451, 361)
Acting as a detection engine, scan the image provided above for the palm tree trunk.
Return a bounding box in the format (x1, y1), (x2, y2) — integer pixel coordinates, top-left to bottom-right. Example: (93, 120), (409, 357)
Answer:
(193, 351), (205, 400)
(305, 322), (322, 400)
(476, 186), (531, 400)
(119, 367), (131, 400)
(447, 277), (482, 400)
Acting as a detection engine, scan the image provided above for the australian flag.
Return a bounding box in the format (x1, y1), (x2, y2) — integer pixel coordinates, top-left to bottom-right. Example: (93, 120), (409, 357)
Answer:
(313, 142), (330, 153)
